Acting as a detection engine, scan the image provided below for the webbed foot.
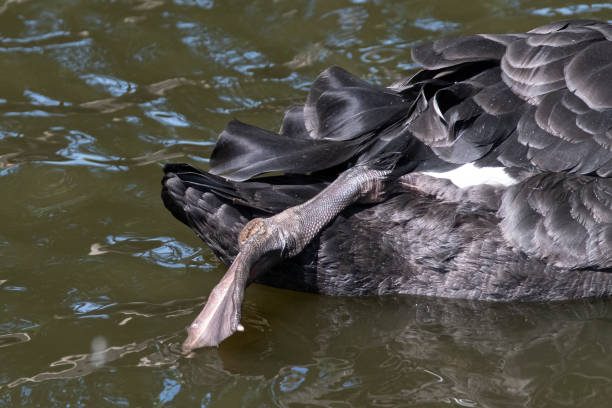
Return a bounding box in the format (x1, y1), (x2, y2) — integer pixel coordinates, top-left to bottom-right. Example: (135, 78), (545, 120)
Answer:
(181, 165), (392, 352)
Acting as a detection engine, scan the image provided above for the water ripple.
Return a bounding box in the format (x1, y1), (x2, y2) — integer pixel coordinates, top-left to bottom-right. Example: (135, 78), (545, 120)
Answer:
(140, 97), (192, 127)
(3, 110), (65, 118)
(81, 74), (137, 98)
(271, 358), (361, 407)
(23, 90), (67, 107)
(530, 3), (612, 16)
(39, 130), (128, 170)
(321, 7), (368, 48)
(173, 0), (214, 9)
(359, 46), (404, 64)
(177, 23), (270, 75)
(7, 333), (181, 389)
(90, 234), (207, 269)
(0, 318), (39, 334)
(58, 292), (205, 324)
(413, 18), (460, 33)
(0, 333), (31, 349)
(0, 37), (92, 54)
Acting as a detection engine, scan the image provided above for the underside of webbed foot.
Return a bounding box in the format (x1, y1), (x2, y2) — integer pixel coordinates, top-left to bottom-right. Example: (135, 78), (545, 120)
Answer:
(181, 217), (282, 353)
(182, 251), (247, 353)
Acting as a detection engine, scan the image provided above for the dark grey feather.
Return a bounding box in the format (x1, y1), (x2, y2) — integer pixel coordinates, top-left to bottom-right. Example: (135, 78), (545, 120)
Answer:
(162, 20), (612, 303)
(499, 172), (612, 270)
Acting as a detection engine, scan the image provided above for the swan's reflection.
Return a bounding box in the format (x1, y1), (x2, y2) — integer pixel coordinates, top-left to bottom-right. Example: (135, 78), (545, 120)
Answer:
(187, 292), (612, 407)
(6, 292), (612, 407)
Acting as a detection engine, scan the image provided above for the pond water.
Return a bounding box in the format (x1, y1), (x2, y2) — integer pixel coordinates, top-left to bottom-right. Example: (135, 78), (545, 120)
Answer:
(2, 0), (612, 406)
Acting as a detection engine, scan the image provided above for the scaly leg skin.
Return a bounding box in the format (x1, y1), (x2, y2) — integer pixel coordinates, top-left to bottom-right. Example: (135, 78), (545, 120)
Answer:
(182, 165), (391, 353)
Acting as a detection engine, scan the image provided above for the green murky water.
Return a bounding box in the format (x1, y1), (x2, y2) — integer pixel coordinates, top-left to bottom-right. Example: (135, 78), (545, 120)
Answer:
(2, 0), (612, 406)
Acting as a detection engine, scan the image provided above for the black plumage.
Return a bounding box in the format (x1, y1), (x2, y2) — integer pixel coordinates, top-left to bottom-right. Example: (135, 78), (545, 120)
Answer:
(161, 19), (612, 350)
(163, 166), (612, 301)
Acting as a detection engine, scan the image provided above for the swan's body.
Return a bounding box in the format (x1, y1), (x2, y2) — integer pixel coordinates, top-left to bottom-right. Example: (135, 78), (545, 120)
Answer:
(164, 166), (612, 300)
(162, 20), (612, 350)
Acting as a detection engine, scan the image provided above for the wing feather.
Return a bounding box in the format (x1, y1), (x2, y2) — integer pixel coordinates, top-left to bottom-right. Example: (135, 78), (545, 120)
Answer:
(499, 173), (612, 269)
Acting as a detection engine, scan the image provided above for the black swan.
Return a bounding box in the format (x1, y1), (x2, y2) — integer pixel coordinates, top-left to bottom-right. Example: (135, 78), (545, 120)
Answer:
(162, 19), (612, 352)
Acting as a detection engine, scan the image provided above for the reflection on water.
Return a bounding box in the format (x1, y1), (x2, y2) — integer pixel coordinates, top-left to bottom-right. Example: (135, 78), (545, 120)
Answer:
(0, 333), (31, 349)
(39, 294), (604, 407)
(89, 234), (208, 269)
(7, 332), (181, 389)
(2, 0), (612, 406)
(57, 296), (207, 323)
(530, 3), (612, 16)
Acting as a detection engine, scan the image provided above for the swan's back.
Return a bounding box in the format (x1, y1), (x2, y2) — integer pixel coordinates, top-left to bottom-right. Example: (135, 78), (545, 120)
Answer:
(209, 20), (612, 183)
(406, 19), (612, 176)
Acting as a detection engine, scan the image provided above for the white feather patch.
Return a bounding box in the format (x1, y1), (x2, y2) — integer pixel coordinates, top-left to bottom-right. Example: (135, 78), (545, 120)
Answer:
(423, 163), (518, 188)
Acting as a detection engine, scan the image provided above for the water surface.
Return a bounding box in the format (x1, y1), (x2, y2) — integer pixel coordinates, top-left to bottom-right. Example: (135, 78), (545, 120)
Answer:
(2, 0), (612, 406)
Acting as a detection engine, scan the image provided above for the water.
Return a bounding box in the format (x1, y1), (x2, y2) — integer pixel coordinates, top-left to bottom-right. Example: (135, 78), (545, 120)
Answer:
(1, 0), (612, 406)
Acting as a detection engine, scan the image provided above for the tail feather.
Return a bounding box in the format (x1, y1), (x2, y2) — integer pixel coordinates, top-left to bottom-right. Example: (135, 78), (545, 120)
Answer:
(304, 66), (411, 141)
(209, 66), (415, 181)
(161, 164), (329, 262)
(209, 120), (371, 181)
(181, 188), (246, 264)
(162, 164), (255, 264)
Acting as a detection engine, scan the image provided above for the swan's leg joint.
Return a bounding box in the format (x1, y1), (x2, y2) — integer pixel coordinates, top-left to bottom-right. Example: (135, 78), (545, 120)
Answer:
(182, 164), (393, 353)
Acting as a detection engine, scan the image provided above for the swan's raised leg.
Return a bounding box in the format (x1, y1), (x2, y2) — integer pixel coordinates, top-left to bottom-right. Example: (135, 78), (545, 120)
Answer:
(182, 165), (391, 353)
